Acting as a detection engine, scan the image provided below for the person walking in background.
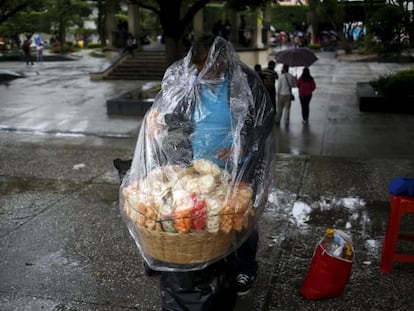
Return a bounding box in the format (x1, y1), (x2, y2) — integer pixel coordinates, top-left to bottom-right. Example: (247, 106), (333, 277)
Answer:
(296, 67), (316, 124)
(122, 33), (137, 54)
(275, 64), (296, 125)
(254, 64), (264, 80)
(36, 42), (44, 64)
(22, 39), (34, 66)
(261, 60), (278, 111)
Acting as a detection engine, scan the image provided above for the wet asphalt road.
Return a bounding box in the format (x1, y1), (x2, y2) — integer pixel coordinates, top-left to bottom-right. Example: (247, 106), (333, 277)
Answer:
(1, 50), (414, 310)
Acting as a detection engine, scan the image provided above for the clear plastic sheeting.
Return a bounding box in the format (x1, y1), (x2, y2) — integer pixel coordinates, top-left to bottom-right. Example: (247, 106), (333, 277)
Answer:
(119, 36), (275, 271)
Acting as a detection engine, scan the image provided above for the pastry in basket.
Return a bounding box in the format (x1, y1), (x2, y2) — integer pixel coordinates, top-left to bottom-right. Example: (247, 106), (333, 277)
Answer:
(173, 207), (192, 233)
(136, 200), (159, 230)
(205, 195), (224, 233)
(123, 183), (162, 231)
(142, 165), (182, 196)
(190, 193), (207, 231)
(122, 160), (255, 235)
(193, 159), (221, 177)
(219, 182), (254, 233)
(184, 174), (216, 194)
(169, 190), (191, 233)
(160, 203), (177, 233)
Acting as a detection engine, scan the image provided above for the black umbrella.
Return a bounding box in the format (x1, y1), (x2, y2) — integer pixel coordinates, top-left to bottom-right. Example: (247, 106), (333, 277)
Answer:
(274, 47), (318, 67)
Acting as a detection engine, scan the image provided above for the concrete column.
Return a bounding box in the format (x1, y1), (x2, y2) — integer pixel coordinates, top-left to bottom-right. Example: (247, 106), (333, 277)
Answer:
(251, 9), (263, 48)
(106, 8), (116, 46)
(229, 11), (239, 45)
(193, 9), (203, 37)
(263, 4), (272, 46)
(128, 2), (140, 39)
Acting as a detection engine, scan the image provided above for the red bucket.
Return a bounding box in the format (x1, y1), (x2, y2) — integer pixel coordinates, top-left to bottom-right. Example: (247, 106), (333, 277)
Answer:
(300, 243), (353, 300)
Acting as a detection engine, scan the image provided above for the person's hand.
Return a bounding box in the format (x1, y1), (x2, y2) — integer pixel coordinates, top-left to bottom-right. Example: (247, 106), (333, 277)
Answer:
(216, 148), (246, 160)
(216, 148), (232, 160)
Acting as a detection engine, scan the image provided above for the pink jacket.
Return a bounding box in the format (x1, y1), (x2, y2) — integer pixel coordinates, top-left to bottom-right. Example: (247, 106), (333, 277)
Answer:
(297, 78), (316, 96)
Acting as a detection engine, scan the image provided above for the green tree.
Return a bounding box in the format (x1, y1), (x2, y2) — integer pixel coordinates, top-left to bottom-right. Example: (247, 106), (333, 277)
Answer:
(129, 0), (269, 65)
(89, 0), (121, 48)
(319, 0), (353, 52)
(225, 0), (268, 11)
(368, 4), (406, 53)
(45, 0), (91, 53)
(271, 5), (308, 33)
(128, 0), (210, 65)
(1, 0), (274, 59)
(0, 0), (91, 52)
(305, 0), (354, 52)
(0, 1), (46, 45)
(0, 0), (31, 24)
(388, 0), (413, 46)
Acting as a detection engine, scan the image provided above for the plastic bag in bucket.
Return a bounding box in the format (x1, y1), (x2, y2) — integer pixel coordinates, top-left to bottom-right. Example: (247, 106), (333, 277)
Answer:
(300, 229), (354, 300)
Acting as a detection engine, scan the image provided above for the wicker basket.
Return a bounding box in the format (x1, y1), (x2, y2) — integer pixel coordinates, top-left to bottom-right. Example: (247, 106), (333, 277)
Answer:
(137, 226), (235, 264)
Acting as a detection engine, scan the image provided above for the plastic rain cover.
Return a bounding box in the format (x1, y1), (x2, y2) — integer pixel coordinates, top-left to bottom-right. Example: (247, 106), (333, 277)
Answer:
(119, 36), (275, 271)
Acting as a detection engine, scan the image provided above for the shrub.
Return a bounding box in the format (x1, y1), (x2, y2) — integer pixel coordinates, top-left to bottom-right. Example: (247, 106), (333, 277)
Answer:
(308, 44), (321, 50)
(50, 42), (75, 54)
(370, 68), (414, 98)
(87, 42), (102, 49)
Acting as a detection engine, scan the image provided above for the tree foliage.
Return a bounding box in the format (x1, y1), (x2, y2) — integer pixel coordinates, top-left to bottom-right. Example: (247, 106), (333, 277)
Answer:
(89, 0), (121, 48)
(128, 0), (270, 64)
(368, 4), (406, 53)
(225, 0), (269, 11)
(46, 0), (91, 46)
(0, 0), (91, 51)
(1, 0), (284, 61)
(271, 5), (308, 33)
(370, 68), (414, 97)
(0, 1), (47, 44)
(127, 0), (210, 64)
(0, 0), (31, 24)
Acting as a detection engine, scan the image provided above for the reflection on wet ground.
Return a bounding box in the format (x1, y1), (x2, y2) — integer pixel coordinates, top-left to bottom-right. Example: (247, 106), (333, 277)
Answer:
(2, 51), (414, 310)
(2, 52), (414, 158)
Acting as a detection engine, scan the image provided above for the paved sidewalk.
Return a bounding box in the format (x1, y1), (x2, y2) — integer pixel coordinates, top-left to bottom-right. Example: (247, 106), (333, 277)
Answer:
(1, 51), (414, 311)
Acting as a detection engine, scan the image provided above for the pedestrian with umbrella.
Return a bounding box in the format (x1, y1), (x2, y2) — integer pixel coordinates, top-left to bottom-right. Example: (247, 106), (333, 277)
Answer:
(275, 64), (296, 125)
(297, 67), (316, 124)
(273, 47), (318, 125)
(274, 47), (318, 68)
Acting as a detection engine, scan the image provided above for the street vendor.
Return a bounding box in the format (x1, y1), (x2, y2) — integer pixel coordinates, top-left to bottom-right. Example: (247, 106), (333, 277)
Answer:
(123, 33), (275, 310)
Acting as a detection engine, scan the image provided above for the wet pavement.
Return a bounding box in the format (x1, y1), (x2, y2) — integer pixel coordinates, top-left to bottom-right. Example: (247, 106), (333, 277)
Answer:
(1, 51), (414, 311)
